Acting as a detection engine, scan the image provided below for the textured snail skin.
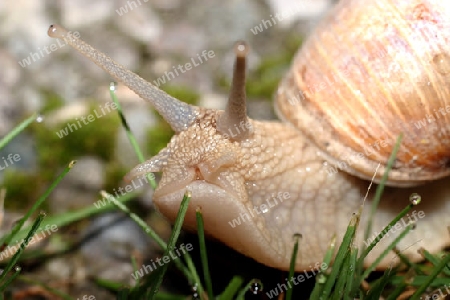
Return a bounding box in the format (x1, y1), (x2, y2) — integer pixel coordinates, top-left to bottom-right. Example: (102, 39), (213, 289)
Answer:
(47, 0), (450, 272)
(128, 108), (450, 271)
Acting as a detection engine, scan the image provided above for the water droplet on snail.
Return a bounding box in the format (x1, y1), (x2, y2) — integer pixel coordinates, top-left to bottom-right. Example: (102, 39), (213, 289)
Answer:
(432, 53), (450, 75)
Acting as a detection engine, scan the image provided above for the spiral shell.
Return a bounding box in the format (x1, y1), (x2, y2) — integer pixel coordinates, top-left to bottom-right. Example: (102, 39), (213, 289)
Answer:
(276, 0), (450, 186)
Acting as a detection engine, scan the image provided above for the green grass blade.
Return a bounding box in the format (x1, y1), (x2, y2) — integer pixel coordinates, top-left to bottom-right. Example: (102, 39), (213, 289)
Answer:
(365, 267), (394, 300)
(131, 256), (140, 287)
(343, 247), (358, 298)
(385, 281), (407, 300)
(331, 247), (352, 300)
(410, 252), (450, 299)
(182, 250), (204, 298)
(0, 270), (20, 294)
(0, 113), (37, 151)
(391, 246), (422, 275)
(391, 275), (450, 287)
(418, 248), (450, 276)
(0, 161), (75, 247)
(309, 234), (336, 298)
(154, 293), (186, 300)
(94, 278), (123, 292)
(147, 192), (191, 299)
(117, 288), (130, 300)
(9, 191), (136, 243)
(286, 233), (301, 300)
(109, 82), (156, 189)
(0, 213), (44, 290)
(360, 202), (414, 260)
(352, 134), (402, 295)
(319, 213), (358, 299)
(364, 134), (403, 243)
(100, 191), (165, 248)
(362, 223), (415, 280)
(218, 276), (244, 299)
(196, 208), (213, 300)
(236, 279), (263, 300)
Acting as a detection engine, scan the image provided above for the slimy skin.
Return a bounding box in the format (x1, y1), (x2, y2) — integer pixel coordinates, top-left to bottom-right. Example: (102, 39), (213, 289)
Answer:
(127, 108), (450, 271)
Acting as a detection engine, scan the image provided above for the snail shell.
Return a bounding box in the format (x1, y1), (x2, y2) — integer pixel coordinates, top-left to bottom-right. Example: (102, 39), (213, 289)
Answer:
(276, 0), (450, 186)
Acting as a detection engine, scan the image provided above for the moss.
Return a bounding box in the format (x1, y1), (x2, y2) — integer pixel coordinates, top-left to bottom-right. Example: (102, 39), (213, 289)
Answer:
(145, 122), (174, 157)
(1, 170), (47, 211)
(104, 162), (128, 192)
(39, 89), (65, 113)
(158, 85), (200, 106)
(32, 102), (121, 182)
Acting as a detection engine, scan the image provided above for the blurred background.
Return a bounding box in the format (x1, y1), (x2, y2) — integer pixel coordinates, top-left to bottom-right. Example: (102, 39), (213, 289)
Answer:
(0, 0), (336, 299)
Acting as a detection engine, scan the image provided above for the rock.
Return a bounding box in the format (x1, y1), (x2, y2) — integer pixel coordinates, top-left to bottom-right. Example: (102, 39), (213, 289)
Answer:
(115, 0), (162, 44)
(265, 0), (333, 27)
(65, 156), (105, 190)
(80, 213), (151, 283)
(60, 0), (113, 29)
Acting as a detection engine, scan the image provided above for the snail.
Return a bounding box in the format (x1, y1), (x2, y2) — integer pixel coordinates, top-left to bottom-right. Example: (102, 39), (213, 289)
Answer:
(47, 0), (450, 272)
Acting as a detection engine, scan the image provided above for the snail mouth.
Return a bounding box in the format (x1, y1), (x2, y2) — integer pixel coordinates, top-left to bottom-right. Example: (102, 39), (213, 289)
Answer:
(154, 158), (241, 206)
(152, 179), (240, 229)
(154, 179), (230, 202)
(153, 165), (240, 211)
(154, 179), (240, 206)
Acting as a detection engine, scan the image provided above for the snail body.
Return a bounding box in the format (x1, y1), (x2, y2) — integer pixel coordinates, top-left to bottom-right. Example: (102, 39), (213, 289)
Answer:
(48, 0), (450, 272)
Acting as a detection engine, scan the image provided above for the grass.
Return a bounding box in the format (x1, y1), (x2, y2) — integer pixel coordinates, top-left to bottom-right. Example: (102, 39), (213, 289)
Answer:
(0, 87), (449, 299)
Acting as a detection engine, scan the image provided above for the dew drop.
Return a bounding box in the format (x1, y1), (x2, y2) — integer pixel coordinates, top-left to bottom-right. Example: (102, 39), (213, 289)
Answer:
(110, 81), (117, 91)
(14, 265), (21, 272)
(47, 24), (68, 39)
(234, 41), (249, 57)
(191, 283), (199, 299)
(432, 53), (450, 75)
(409, 193), (421, 205)
(316, 273), (326, 284)
(249, 279), (263, 294)
(35, 114), (44, 123)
